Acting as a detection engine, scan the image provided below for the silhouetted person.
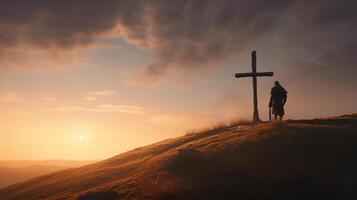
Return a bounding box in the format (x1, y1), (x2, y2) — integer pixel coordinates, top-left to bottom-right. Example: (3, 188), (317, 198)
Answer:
(269, 81), (287, 121)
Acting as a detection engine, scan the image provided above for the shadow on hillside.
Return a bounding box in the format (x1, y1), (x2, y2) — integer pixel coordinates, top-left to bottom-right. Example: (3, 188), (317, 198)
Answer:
(163, 148), (223, 175)
(161, 122), (357, 200)
(287, 116), (357, 126)
(77, 190), (120, 200)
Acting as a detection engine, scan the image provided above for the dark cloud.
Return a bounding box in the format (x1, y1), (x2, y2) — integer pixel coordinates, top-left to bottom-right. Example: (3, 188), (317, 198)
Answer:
(0, 0), (120, 49)
(295, 0), (357, 26)
(0, 0), (356, 78)
(133, 0), (292, 68)
(289, 43), (357, 86)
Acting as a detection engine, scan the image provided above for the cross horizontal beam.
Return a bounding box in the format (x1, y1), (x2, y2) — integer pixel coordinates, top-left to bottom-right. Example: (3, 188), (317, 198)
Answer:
(235, 72), (273, 78)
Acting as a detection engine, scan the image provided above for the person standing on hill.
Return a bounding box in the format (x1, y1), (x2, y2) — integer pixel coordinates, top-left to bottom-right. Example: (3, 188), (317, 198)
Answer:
(269, 81), (288, 121)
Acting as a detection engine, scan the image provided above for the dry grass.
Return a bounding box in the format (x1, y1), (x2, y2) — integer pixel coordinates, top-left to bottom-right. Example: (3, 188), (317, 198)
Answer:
(185, 122), (227, 136)
(185, 118), (252, 136)
(228, 117), (252, 126)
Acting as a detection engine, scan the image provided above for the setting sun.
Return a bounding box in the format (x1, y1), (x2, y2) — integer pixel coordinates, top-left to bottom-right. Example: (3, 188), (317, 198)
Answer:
(78, 135), (85, 142)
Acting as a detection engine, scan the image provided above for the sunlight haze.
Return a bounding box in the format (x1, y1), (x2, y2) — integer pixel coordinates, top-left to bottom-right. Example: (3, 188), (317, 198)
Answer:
(0, 1), (356, 161)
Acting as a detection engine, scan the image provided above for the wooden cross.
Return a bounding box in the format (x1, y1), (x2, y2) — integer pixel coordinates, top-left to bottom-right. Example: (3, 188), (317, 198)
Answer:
(235, 51), (273, 122)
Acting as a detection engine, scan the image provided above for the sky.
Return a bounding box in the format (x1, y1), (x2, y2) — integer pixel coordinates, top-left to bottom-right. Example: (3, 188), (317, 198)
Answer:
(0, 0), (356, 160)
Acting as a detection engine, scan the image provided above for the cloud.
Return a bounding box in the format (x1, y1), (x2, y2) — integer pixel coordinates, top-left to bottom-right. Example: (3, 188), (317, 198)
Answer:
(117, 0), (295, 79)
(0, 0), (118, 71)
(49, 105), (85, 112)
(84, 96), (97, 101)
(88, 90), (117, 96)
(6, 111), (31, 116)
(285, 43), (357, 88)
(0, 0), (356, 83)
(44, 97), (56, 102)
(0, 91), (20, 102)
(92, 104), (144, 114)
(49, 104), (143, 114)
(84, 90), (117, 102)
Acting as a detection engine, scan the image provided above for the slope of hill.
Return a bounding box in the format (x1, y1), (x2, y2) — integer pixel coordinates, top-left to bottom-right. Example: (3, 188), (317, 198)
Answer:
(0, 161), (95, 188)
(0, 114), (356, 200)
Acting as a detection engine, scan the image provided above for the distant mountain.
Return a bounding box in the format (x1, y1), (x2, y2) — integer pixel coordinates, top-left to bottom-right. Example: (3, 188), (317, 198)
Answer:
(0, 114), (356, 200)
(0, 160), (95, 168)
(0, 160), (94, 188)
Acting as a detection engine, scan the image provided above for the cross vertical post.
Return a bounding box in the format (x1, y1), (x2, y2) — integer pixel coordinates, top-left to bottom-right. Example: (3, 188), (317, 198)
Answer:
(235, 51), (274, 123)
(251, 51), (260, 122)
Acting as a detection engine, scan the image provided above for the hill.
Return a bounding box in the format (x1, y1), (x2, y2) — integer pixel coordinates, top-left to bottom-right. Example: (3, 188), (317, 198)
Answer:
(0, 160), (95, 169)
(0, 161), (95, 188)
(0, 114), (357, 200)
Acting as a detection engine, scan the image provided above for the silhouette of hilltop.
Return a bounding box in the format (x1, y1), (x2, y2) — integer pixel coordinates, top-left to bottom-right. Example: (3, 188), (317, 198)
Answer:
(0, 114), (357, 200)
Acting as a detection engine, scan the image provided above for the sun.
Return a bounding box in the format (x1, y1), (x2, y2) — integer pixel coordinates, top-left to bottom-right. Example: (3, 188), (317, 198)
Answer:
(78, 135), (85, 142)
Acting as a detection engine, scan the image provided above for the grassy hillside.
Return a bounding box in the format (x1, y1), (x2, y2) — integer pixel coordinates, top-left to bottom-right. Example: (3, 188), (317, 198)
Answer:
(0, 114), (356, 200)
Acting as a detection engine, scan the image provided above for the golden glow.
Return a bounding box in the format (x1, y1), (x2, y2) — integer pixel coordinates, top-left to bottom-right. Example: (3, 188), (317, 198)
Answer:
(78, 135), (85, 142)
(0, 38), (354, 161)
